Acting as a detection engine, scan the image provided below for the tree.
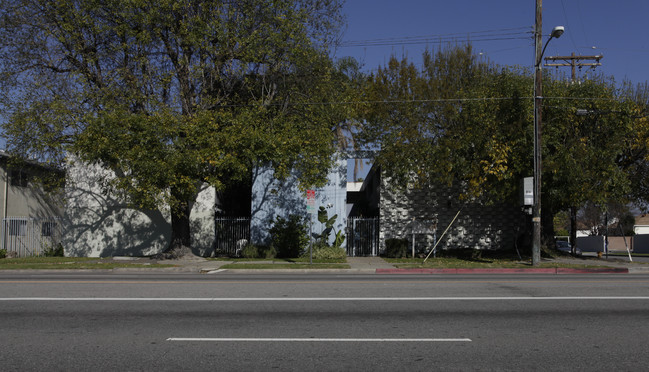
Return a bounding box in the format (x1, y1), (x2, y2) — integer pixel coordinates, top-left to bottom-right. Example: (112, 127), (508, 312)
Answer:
(360, 45), (532, 202)
(359, 45), (649, 250)
(0, 0), (347, 257)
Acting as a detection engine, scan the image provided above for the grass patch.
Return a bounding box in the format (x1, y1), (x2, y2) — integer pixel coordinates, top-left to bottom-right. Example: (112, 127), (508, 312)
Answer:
(0, 257), (175, 270)
(220, 262), (350, 270)
(208, 257), (347, 264)
(386, 257), (610, 269)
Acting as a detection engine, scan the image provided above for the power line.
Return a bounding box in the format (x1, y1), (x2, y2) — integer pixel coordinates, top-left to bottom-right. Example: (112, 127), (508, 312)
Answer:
(339, 27), (533, 48)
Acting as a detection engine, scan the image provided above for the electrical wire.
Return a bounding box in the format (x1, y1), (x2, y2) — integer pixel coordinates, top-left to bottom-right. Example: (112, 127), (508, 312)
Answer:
(339, 27), (533, 48)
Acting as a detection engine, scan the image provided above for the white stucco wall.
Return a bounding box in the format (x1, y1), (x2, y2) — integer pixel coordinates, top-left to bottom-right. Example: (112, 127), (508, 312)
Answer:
(62, 159), (215, 257)
(250, 158), (347, 247)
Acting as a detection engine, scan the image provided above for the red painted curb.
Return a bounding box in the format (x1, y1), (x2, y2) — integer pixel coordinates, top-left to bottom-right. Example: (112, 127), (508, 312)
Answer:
(376, 267), (629, 274)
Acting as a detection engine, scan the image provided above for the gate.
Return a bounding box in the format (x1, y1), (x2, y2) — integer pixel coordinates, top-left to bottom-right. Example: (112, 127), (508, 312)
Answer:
(214, 217), (251, 256)
(346, 217), (379, 257)
(1, 217), (62, 257)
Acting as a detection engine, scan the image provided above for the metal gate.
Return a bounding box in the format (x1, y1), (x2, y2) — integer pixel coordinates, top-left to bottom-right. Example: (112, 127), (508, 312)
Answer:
(214, 217), (251, 256)
(1, 217), (62, 257)
(346, 217), (379, 257)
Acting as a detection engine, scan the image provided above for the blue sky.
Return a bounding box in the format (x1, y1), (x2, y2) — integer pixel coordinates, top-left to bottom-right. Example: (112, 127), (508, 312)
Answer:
(337, 0), (649, 85)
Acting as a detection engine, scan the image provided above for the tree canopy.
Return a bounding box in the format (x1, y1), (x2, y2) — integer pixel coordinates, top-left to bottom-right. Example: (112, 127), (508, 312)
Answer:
(360, 45), (649, 245)
(0, 0), (349, 255)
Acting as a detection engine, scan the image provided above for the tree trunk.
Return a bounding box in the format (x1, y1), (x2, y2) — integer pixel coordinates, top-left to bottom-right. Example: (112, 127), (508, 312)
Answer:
(570, 206), (578, 254)
(541, 202), (556, 252)
(158, 193), (196, 259)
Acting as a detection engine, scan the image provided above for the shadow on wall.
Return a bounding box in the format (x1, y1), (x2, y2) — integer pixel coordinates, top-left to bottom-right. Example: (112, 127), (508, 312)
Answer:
(250, 158), (347, 247)
(63, 161), (215, 257)
(250, 167), (305, 246)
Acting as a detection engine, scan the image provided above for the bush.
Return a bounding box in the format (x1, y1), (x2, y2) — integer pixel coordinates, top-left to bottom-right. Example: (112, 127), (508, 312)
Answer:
(384, 238), (408, 258)
(241, 243), (260, 258)
(43, 243), (64, 257)
(269, 215), (309, 258)
(306, 242), (347, 260)
(241, 244), (277, 259)
(0, 249), (6, 259)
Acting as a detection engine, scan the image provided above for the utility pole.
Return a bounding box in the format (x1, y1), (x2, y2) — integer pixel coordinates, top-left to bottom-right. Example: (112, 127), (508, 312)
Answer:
(544, 53), (603, 82)
(532, 0), (543, 266)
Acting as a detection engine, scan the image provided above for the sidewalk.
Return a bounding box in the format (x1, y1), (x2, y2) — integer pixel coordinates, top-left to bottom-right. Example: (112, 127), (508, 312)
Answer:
(162, 255), (649, 274)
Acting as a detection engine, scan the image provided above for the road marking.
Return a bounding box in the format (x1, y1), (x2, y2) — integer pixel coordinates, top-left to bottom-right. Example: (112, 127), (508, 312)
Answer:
(167, 338), (471, 342)
(1, 279), (647, 285)
(2, 296), (649, 301)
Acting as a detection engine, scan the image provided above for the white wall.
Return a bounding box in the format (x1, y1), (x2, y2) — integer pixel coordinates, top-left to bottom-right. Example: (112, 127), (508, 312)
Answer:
(62, 159), (215, 257)
(250, 157), (347, 247)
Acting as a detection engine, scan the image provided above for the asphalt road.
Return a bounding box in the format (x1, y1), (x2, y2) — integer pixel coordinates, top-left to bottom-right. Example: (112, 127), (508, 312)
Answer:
(1, 273), (649, 371)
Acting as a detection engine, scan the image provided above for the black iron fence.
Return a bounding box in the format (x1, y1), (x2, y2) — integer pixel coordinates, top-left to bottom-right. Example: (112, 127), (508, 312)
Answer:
(346, 217), (380, 257)
(214, 217), (251, 256)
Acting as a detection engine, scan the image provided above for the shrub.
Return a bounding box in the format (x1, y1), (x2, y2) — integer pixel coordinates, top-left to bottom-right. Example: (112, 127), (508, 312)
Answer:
(0, 249), (6, 259)
(315, 206), (345, 249)
(241, 243), (260, 258)
(260, 245), (277, 259)
(309, 243), (346, 260)
(241, 244), (277, 259)
(269, 214), (309, 258)
(384, 238), (408, 258)
(43, 243), (64, 257)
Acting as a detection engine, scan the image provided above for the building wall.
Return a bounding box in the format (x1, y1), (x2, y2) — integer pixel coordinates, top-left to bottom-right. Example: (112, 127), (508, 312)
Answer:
(62, 160), (215, 257)
(380, 178), (524, 252)
(250, 158), (347, 247)
(0, 156), (63, 220)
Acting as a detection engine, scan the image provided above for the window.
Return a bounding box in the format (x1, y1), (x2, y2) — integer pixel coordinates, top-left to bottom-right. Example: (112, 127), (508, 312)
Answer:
(9, 220), (27, 236)
(10, 170), (31, 188)
(42, 221), (57, 237)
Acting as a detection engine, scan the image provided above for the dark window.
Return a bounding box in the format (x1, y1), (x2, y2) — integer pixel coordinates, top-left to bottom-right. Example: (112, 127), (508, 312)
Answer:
(9, 220), (27, 236)
(10, 170), (31, 187)
(42, 221), (57, 237)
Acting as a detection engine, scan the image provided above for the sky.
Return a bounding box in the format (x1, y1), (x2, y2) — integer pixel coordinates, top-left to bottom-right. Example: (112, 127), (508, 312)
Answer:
(336, 0), (649, 85)
(2, 1), (648, 152)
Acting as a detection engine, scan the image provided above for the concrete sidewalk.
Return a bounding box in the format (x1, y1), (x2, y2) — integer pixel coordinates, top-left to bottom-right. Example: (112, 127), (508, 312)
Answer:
(162, 255), (649, 274)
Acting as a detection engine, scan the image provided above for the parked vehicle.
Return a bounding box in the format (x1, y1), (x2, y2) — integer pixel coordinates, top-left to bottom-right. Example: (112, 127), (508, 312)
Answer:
(556, 240), (581, 256)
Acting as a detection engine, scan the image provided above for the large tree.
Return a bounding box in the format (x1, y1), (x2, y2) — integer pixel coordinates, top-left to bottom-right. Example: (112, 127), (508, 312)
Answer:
(0, 0), (348, 256)
(360, 45), (649, 249)
(361, 45), (532, 202)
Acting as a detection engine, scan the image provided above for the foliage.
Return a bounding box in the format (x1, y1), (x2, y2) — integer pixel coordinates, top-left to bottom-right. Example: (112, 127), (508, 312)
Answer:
(0, 0), (348, 255)
(384, 238), (408, 258)
(314, 206), (345, 248)
(0, 249), (6, 259)
(360, 45), (531, 202)
(306, 241), (346, 260)
(269, 214), (309, 258)
(360, 44), (649, 244)
(42, 243), (64, 257)
(241, 244), (276, 259)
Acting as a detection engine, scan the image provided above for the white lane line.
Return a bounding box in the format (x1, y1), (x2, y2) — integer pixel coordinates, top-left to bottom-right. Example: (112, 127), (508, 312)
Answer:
(1, 297), (649, 301)
(167, 338), (471, 342)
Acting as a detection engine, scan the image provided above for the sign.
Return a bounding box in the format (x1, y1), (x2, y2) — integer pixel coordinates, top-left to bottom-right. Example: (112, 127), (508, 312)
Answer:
(306, 190), (316, 213)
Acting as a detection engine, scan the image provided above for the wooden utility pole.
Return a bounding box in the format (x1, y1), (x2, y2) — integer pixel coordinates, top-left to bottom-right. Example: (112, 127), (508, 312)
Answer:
(532, 0), (543, 266)
(544, 53), (603, 82)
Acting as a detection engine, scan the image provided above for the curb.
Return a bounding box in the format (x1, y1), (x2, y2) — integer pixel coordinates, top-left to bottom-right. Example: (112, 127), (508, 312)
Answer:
(375, 267), (630, 274)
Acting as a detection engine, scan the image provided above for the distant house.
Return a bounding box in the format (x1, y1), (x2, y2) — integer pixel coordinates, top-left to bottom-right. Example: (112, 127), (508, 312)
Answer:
(0, 151), (64, 256)
(633, 214), (649, 235)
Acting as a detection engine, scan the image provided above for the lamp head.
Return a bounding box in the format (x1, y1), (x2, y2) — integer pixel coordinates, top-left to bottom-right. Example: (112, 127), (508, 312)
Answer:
(550, 26), (565, 39)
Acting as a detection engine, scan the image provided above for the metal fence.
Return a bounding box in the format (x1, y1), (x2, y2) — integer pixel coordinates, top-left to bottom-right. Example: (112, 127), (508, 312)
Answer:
(346, 217), (380, 257)
(214, 217), (251, 256)
(1, 217), (63, 257)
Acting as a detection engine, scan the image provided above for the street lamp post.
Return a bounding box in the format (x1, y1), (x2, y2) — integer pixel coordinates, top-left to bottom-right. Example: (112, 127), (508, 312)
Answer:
(532, 5), (564, 266)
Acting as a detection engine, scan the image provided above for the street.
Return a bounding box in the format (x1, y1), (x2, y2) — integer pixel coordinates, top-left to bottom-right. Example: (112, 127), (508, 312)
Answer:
(1, 273), (649, 371)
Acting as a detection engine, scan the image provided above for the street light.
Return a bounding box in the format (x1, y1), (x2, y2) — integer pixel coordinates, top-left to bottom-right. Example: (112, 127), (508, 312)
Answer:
(532, 24), (564, 266)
